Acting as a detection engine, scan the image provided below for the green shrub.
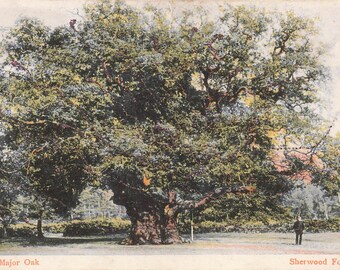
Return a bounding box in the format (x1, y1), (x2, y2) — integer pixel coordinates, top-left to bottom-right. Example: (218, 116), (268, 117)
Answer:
(0, 224), (36, 237)
(63, 218), (131, 236)
(304, 219), (340, 233)
(44, 221), (69, 233)
(193, 220), (268, 233)
(182, 218), (339, 233)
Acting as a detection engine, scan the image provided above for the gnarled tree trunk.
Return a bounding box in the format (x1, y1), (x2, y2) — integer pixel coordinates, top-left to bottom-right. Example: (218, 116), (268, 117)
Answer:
(112, 184), (182, 245)
(110, 182), (253, 245)
(123, 204), (181, 245)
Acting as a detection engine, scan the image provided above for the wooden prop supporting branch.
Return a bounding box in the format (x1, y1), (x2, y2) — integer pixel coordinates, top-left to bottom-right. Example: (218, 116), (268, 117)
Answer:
(190, 209), (194, 242)
(184, 185), (255, 242)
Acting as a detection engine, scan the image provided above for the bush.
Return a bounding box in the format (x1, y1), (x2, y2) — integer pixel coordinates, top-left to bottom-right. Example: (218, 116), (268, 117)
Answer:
(0, 218), (131, 238)
(182, 218), (340, 234)
(0, 223), (36, 237)
(63, 218), (131, 237)
(193, 220), (270, 233)
(304, 219), (340, 233)
(44, 221), (69, 233)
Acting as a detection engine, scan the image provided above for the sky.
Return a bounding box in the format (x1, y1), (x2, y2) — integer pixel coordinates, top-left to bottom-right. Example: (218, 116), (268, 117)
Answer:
(0, 0), (339, 135)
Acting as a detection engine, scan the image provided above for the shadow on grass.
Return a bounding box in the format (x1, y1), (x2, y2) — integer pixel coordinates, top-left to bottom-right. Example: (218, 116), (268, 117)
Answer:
(0, 234), (127, 247)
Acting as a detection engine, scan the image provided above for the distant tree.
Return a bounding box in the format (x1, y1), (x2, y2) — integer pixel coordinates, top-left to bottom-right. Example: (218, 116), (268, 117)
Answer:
(283, 181), (338, 219)
(0, 127), (26, 237)
(74, 187), (126, 219)
(312, 134), (340, 197)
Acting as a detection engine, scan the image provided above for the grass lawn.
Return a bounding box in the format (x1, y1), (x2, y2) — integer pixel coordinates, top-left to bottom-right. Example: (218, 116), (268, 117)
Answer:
(0, 232), (339, 255)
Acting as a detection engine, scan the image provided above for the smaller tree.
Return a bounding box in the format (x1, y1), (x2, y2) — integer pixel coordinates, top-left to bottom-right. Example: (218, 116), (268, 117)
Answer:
(312, 133), (340, 199)
(0, 132), (27, 237)
(73, 187), (126, 219)
(283, 181), (335, 219)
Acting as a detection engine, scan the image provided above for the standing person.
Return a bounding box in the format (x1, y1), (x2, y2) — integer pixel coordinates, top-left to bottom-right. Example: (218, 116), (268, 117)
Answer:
(293, 216), (304, 245)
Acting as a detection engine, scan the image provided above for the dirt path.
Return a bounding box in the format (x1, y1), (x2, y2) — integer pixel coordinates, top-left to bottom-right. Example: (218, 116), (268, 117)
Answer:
(1, 232), (339, 255)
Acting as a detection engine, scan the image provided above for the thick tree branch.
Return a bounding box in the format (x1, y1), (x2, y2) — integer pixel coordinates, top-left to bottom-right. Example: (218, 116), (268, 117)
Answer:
(193, 185), (256, 209)
(177, 185), (256, 210)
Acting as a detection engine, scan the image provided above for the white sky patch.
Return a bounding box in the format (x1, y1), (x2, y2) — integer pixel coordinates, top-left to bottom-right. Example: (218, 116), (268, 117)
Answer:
(0, 0), (339, 135)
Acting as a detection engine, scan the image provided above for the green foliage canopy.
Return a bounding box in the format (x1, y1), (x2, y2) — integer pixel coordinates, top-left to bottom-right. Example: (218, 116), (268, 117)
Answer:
(0, 0), (332, 219)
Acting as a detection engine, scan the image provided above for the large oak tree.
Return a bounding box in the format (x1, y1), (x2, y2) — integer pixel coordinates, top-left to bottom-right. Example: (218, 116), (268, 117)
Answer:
(0, 0), (331, 244)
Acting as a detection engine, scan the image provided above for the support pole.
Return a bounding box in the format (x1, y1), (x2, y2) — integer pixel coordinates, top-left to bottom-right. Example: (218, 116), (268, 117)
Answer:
(190, 210), (194, 242)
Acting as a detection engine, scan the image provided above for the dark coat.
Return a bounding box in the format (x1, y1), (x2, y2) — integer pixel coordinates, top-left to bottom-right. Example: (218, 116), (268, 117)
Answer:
(293, 220), (304, 233)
